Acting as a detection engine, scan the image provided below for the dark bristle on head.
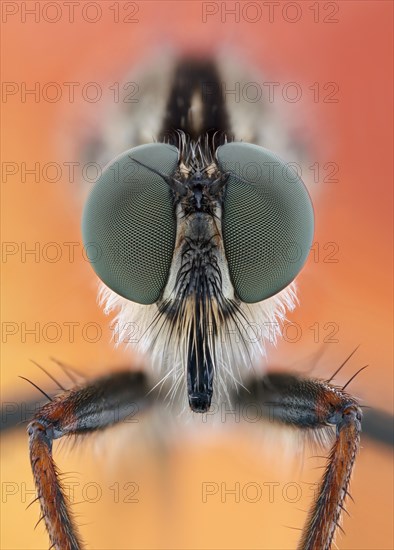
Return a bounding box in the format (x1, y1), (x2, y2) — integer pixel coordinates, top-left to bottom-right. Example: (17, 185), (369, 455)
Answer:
(158, 58), (233, 150)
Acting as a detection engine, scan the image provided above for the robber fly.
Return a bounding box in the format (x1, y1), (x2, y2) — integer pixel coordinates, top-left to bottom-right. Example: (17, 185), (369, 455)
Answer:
(26, 57), (364, 550)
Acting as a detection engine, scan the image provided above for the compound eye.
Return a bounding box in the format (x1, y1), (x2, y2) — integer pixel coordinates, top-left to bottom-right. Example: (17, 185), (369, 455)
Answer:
(82, 143), (178, 304)
(217, 142), (314, 303)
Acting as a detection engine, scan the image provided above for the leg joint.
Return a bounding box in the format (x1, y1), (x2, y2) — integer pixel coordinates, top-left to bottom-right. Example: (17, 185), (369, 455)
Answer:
(27, 418), (54, 447)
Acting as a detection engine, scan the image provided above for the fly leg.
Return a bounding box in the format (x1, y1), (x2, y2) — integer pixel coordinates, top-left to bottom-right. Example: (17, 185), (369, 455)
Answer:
(235, 372), (363, 550)
(27, 370), (153, 550)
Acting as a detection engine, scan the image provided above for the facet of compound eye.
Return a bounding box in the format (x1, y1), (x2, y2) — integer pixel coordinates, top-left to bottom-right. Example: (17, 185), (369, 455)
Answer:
(217, 142), (314, 303)
(82, 143), (178, 304)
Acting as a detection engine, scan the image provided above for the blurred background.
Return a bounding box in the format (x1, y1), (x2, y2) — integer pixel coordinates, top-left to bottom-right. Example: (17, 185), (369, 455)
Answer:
(1, 1), (393, 549)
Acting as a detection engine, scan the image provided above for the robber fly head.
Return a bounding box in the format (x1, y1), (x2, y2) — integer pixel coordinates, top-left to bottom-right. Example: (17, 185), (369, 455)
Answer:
(82, 134), (314, 413)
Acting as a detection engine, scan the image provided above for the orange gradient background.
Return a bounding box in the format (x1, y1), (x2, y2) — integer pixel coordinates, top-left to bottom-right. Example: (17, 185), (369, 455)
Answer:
(1, 1), (393, 549)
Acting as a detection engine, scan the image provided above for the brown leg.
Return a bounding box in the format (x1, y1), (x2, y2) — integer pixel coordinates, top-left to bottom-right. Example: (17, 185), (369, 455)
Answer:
(28, 371), (152, 550)
(236, 373), (363, 550)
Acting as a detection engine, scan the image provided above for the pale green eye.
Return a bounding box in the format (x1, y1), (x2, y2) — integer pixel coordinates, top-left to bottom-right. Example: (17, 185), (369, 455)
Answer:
(217, 142), (314, 303)
(82, 143), (178, 304)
